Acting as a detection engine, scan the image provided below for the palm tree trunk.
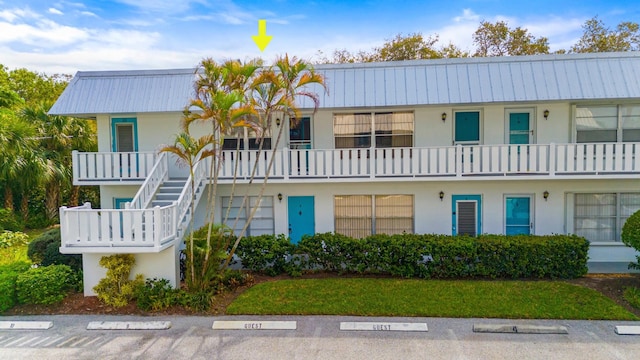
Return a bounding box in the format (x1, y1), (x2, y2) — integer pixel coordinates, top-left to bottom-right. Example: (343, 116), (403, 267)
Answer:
(45, 182), (60, 220)
(4, 186), (14, 211)
(69, 185), (80, 207)
(20, 194), (29, 222)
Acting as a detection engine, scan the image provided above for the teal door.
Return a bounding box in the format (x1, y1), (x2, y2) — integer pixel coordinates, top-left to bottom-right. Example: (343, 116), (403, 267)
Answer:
(452, 195), (482, 236)
(509, 113), (531, 144)
(505, 196), (532, 235)
(288, 196), (315, 243)
(454, 112), (480, 144)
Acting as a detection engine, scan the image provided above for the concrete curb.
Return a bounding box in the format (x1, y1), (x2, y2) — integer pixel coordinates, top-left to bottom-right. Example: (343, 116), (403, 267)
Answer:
(473, 323), (568, 334)
(212, 320), (297, 330)
(0, 321), (53, 330)
(86, 321), (172, 330)
(615, 325), (640, 335)
(340, 322), (428, 332)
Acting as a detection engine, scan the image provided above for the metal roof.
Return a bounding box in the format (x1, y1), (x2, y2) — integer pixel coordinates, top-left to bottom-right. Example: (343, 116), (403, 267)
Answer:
(49, 52), (640, 116)
(49, 68), (197, 116)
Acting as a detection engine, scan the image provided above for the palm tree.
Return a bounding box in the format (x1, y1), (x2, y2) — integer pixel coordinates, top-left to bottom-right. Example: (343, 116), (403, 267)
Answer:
(0, 109), (39, 211)
(183, 59), (260, 280)
(160, 131), (215, 289)
(20, 102), (96, 220)
(221, 54), (326, 269)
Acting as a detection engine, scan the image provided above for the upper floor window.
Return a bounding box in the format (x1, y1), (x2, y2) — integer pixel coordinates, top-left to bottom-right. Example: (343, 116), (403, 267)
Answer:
(222, 126), (272, 150)
(576, 105), (640, 143)
(334, 112), (414, 149)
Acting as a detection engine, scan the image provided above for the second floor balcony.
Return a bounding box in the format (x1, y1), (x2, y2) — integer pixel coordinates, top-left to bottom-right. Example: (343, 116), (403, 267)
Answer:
(73, 142), (640, 185)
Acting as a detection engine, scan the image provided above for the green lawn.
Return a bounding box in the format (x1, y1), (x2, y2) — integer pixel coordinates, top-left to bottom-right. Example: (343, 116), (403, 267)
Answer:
(227, 278), (638, 320)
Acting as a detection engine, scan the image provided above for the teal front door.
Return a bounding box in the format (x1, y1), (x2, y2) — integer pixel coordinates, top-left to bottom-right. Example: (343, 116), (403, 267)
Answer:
(505, 196), (532, 235)
(509, 113), (531, 144)
(452, 195), (482, 236)
(288, 196), (315, 243)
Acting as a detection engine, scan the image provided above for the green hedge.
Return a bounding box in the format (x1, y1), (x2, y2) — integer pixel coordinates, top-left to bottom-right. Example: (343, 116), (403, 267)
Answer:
(236, 233), (589, 279)
(0, 262), (31, 312)
(16, 265), (77, 305)
(235, 234), (297, 276)
(27, 228), (82, 271)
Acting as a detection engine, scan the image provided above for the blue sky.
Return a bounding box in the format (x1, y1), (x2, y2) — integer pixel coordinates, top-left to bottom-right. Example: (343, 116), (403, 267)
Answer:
(0, 0), (638, 74)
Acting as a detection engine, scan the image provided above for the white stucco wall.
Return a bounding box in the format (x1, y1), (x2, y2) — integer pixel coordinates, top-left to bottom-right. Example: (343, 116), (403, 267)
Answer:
(81, 245), (179, 296)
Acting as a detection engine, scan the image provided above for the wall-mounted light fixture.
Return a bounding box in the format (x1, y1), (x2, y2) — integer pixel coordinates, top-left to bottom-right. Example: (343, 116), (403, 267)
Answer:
(543, 190), (549, 201)
(276, 118), (281, 127)
(543, 110), (549, 120)
(277, 193), (283, 202)
(441, 112), (447, 122)
(439, 191), (445, 201)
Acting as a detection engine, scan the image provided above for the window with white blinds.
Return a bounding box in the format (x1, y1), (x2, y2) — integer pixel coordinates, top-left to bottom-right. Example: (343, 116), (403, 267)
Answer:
(576, 105), (640, 143)
(334, 195), (414, 238)
(334, 112), (414, 149)
(574, 193), (640, 242)
(222, 196), (274, 236)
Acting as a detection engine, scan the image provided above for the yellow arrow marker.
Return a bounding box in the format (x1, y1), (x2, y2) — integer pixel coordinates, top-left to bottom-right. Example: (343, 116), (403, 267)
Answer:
(252, 19), (273, 52)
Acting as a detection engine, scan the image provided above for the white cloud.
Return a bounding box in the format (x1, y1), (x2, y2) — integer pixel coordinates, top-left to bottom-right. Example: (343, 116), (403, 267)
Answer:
(113, 0), (203, 13)
(0, 17), (89, 46)
(79, 11), (97, 17)
(48, 8), (63, 15)
(0, 8), (39, 22)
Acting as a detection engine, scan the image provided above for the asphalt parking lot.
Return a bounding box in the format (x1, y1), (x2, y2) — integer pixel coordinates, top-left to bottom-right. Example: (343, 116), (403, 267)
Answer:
(0, 315), (639, 360)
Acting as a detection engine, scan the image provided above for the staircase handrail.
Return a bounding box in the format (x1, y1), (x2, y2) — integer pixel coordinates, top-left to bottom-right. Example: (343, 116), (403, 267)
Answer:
(174, 157), (209, 235)
(129, 152), (168, 209)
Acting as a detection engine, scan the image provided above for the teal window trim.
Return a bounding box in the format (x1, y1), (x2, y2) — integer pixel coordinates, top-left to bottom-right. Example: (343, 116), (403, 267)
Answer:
(451, 194), (482, 236)
(114, 197), (133, 209)
(111, 117), (139, 152)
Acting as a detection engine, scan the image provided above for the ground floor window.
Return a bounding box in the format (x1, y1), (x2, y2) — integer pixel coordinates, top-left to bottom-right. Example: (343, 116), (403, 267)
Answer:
(221, 196), (274, 236)
(574, 193), (640, 242)
(334, 195), (414, 238)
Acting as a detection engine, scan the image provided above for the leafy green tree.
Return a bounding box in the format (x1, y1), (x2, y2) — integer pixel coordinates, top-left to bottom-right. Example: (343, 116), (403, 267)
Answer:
(8, 69), (68, 105)
(473, 20), (550, 57)
(571, 16), (640, 53)
(371, 33), (443, 61)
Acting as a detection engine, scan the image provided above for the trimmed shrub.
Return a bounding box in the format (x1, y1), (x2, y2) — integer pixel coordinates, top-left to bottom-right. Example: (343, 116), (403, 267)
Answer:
(135, 278), (179, 311)
(27, 228), (82, 271)
(297, 233), (589, 279)
(236, 234), (296, 276)
(93, 254), (144, 308)
(0, 262), (31, 313)
(0, 208), (23, 232)
(16, 265), (76, 305)
(622, 209), (640, 270)
(0, 231), (29, 248)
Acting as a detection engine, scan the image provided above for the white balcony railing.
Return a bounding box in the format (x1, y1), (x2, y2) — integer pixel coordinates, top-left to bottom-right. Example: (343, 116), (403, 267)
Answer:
(213, 142), (640, 180)
(72, 151), (158, 184)
(72, 143), (640, 185)
(59, 202), (176, 252)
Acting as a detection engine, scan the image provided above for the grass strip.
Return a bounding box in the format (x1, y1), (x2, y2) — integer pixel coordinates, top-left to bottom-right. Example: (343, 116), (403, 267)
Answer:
(227, 278), (638, 320)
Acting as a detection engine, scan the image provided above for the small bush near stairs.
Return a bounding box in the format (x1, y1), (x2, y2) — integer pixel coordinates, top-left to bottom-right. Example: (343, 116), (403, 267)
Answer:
(93, 254), (144, 308)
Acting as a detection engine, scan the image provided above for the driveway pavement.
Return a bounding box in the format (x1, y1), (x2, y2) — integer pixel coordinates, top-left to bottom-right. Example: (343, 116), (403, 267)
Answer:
(0, 315), (639, 359)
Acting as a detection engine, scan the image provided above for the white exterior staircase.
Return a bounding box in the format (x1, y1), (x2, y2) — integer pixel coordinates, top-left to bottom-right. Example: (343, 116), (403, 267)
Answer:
(60, 153), (209, 253)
